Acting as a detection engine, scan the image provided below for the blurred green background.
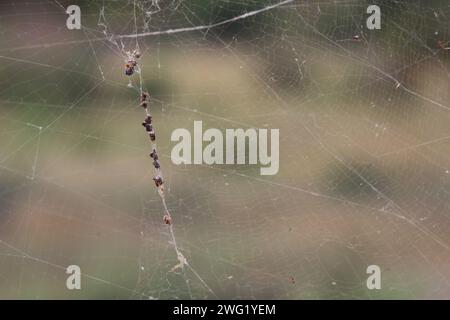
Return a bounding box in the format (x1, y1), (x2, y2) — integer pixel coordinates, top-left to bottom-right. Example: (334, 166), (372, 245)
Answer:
(0, 0), (449, 299)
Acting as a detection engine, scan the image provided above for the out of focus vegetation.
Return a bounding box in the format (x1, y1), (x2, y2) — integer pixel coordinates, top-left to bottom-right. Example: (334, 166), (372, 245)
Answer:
(0, 0), (449, 299)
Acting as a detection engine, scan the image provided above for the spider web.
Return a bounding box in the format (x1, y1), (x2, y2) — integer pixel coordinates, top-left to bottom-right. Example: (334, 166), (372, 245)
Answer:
(0, 0), (449, 299)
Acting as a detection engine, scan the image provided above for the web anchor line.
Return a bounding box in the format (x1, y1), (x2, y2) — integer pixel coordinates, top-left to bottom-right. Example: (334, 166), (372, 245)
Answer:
(125, 50), (217, 298)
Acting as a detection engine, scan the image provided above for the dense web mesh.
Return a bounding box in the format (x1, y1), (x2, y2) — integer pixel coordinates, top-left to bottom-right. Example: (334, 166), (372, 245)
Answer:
(0, 0), (449, 299)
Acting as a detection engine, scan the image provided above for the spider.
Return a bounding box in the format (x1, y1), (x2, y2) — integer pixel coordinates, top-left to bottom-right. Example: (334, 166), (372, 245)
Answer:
(125, 63), (135, 76)
(124, 50), (141, 76)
